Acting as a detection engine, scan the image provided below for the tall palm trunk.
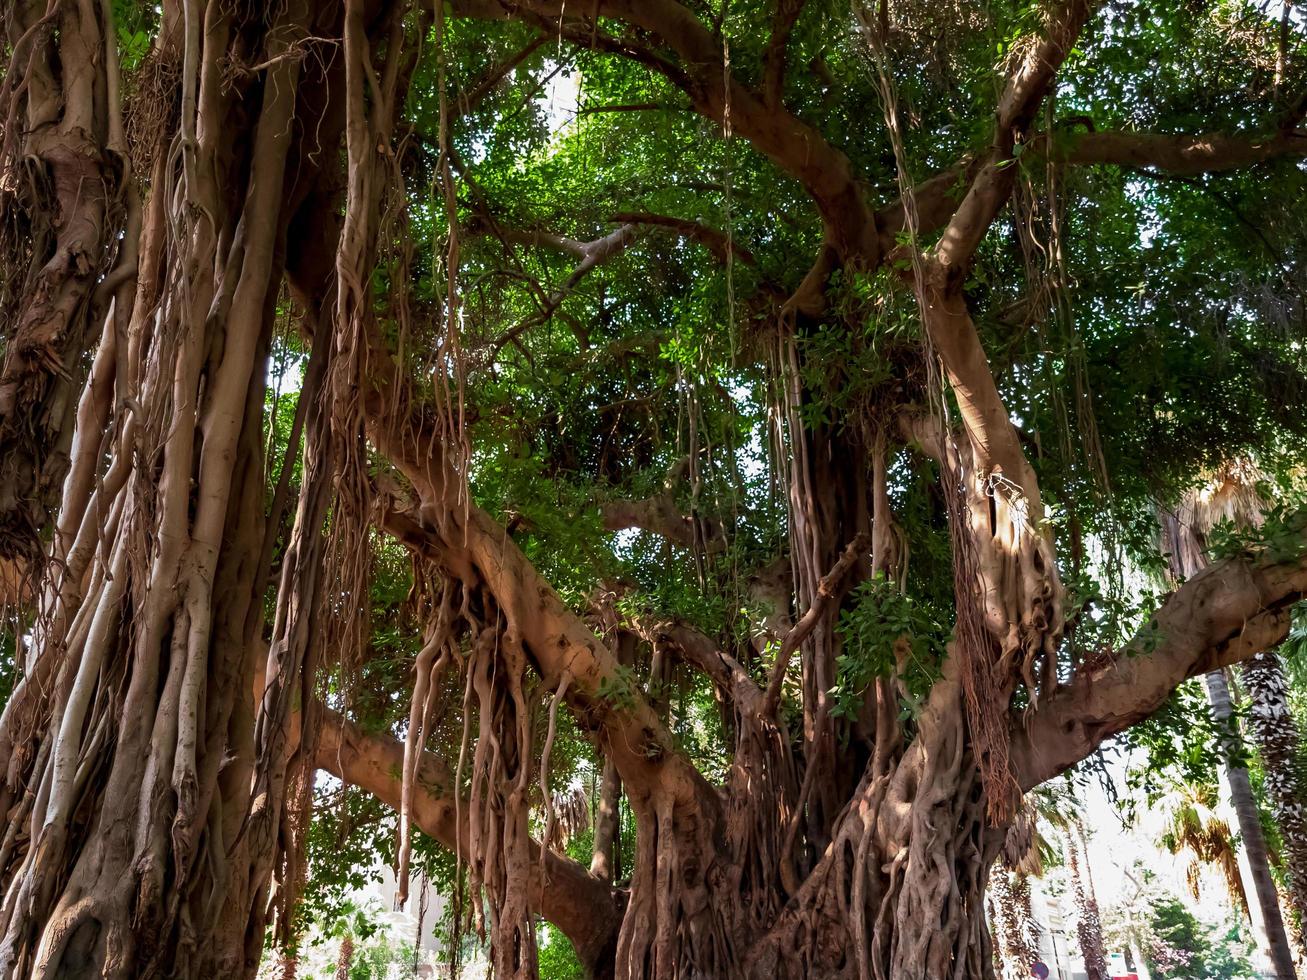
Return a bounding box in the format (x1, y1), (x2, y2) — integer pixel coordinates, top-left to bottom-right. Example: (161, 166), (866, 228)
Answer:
(1241, 650), (1307, 958)
(989, 870), (1039, 980)
(1203, 667), (1297, 979)
(1067, 823), (1107, 980)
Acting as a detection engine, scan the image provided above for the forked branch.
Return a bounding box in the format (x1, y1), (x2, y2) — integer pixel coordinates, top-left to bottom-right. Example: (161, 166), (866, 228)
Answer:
(762, 531), (870, 717)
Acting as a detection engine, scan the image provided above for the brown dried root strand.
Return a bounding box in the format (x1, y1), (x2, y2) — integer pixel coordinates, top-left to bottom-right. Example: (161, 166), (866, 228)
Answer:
(744, 669), (996, 980)
(123, 45), (181, 179)
(429, 0), (471, 493)
(885, 684), (992, 979)
(254, 320), (337, 949)
(404, 584), (538, 977)
(543, 783), (590, 852)
(396, 581), (460, 908)
(948, 442), (1060, 823)
(537, 671), (572, 864)
(722, 713), (801, 929)
(326, 0), (416, 674)
(461, 606), (538, 979)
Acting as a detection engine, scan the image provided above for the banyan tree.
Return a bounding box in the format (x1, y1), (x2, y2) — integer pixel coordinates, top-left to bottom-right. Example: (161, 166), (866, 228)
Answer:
(0, 0), (1305, 978)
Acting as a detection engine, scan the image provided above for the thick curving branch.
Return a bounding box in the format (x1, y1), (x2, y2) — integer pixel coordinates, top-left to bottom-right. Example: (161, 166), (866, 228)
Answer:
(655, 620), (765, 715)
(1053, 124), (1307, 174)
(450, 0), (880, 288)
(369, 407), (722, 818)
(598, 456), (726, 552)
(761, 531), (870, 717)
(935, 0), (1097, 275)
(1010, 544), (1307, 790)
(762, 0), (808, 107)
(315, 708), (623, 974)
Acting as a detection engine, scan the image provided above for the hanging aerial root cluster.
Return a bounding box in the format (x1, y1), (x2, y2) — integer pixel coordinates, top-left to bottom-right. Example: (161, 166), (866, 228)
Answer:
(393, 577), (539, 979)
(0, 0), (128, 560)
(0, 1), (367, 975)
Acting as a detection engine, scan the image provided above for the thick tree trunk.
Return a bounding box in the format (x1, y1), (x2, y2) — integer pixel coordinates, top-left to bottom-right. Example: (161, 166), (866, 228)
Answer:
(0, 2), (350, 975)
(744, 666), (1001, 980)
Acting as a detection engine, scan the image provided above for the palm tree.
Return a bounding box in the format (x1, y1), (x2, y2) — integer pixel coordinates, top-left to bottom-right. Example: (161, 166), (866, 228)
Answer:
(334, 933), (353, 980)
(989, 785), (1069, 979)
(1067, 820), (1109, 980)
(1158, 779), (1248, 916)
(1241, 647), (1307, 959)
(989, 868), (1040, 980)
(990, 786), (1110, 980)
(1161, 466), (1298, 978)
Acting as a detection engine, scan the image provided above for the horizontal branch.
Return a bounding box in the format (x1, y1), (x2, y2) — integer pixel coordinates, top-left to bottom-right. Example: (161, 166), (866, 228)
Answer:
(598, 457), (726, 551)
(880, 124), (1307, 249)
(315, 708), (622, 970)
(656, 620), (765, 714)
(478, 222), (637, 267)
(1009, 542), (1307, 789)
(609, 212), (755, 266)
(600, 495), (700, 548)
(1055, 125), (1307, 175)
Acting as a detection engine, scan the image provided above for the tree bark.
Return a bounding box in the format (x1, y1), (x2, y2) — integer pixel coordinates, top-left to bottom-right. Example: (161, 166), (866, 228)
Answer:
(0, 0), (128, 559)
(744, 662), (1003, 980)
(6, 4), (1307, 979)
(591, 758), (623, 884)
(0, 2), (353, 975)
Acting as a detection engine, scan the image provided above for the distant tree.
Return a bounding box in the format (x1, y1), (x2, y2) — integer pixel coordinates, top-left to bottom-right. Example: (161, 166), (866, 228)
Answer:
(1145, 896), (1254, 980)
